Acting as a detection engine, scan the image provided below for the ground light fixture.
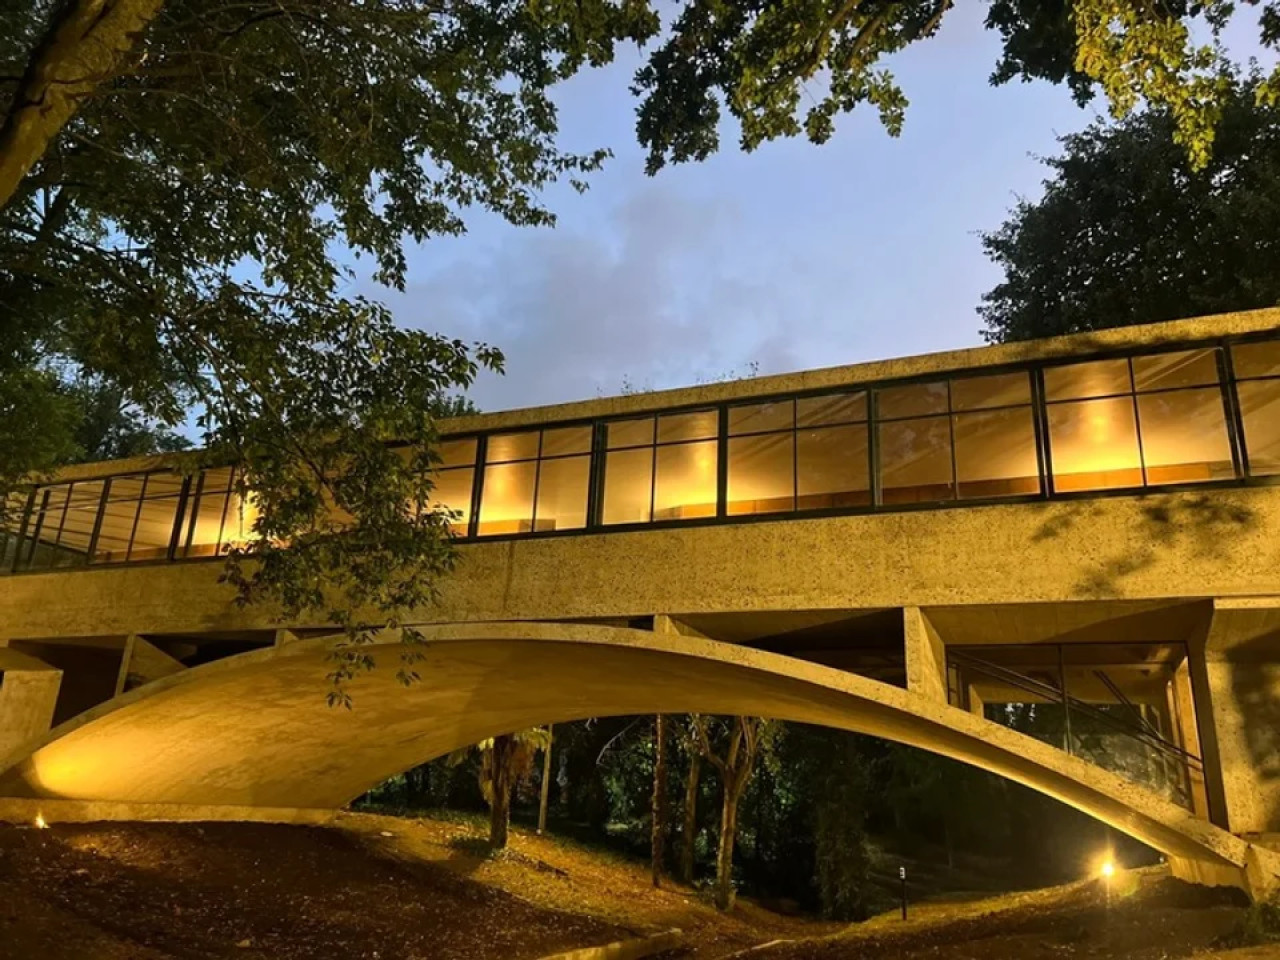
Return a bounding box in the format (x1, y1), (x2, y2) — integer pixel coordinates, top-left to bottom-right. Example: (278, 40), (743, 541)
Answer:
(34, 812), (48, 829)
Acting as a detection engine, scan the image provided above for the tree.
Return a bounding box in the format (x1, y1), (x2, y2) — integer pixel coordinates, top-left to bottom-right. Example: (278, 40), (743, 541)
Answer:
(692, 715), (778, 911)
(680, 747), (702, 885)
(449, 727), (550, 849)
(650, 713), (669, 886)
(980, 73), (1280, 344)
(5, 2), (1276, 697)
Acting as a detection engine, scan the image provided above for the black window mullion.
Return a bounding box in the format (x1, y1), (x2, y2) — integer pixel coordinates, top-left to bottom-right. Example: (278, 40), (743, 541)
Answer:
(168, 475), (192, 560)
(1031, 368), (1053, 498)
(468, 437), (486, 538)
(1127, 358), (1148, 487)
(716, 407), (728, 519)
(125, 474), (149, 561)
(587, 423), (605, 529)
(869, 392), (882, 508)
(181, 471), (206, 558)
(50, 484), (73, 551)
(1219, 345), (1250, 478)
(946, 383), (958, 500)
(530, 432), (544, 534)
(25, 489), (51, 569)
(14, 488), (36, 572)
(86, 477), (112, 564)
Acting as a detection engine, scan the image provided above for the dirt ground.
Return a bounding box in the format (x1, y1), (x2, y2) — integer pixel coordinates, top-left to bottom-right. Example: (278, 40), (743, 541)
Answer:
(0, 811), (1274, 960)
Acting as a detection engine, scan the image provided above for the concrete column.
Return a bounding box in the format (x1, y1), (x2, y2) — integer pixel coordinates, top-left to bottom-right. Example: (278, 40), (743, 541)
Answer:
(1196, 598), (1280, 835)
(114, 635), (186, 696)
(904, 607), (947, 704)
(0, 646), (63, 762)
(966, 682), (986, 719)
(1170, 658), (1212, 821)
(653, 615), (709, 640)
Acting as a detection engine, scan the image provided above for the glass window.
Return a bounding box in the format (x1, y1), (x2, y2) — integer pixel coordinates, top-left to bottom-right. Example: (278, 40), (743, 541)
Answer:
(1044, 358), (1132, 401)
(953, 408), (1040, 499)
(879, 416), (954, 504)
(535, 456), (590, 531)
(797, 391), (867, 426)
(1232, 340), (1280, 380)
(1047, 397), (1142, 492)
(541, 426), (592, 457)
(1132, 349), (1220, 391)
(607, 418), (653, 449)
(729, 401), (793, 436)
(1137, 389), (1234, 485)
(1237, 379), (1280, 476)
(437, 438), (478, 468)
(602, 447), (653, 525)
(728, 433), (793, 515)
(57, 481), (106, 558)
(798, 424), (870, 509)
(180, 468), (235, 559)
(431, 466), (475, 534)
(477, 461), (537, 535)
(951, 372), (1032, 411)
(486, 432), (539, 463)
(657, 410), (718, 443)
(877, 381), (948, 419)
(654, 441), (717, 520)
(129, 475), (184, 561)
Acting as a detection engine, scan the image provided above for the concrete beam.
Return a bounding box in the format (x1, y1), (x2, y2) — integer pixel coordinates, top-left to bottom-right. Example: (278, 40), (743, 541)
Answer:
(0, 647), (62, 763)
(904, 607), (947, 704)
(114, 634), (186, 696)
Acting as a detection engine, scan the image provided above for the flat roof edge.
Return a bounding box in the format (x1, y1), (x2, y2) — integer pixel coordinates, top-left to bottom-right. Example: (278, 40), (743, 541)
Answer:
(37, 306), (1280, 483)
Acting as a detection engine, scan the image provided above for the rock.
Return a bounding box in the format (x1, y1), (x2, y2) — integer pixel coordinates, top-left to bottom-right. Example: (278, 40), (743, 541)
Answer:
(380, 831), (394, 838)
(235, 938), (252, 948)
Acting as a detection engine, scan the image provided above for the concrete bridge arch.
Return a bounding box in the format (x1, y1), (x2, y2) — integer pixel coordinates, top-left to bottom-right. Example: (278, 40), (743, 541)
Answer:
(2, 620), (1268, 893)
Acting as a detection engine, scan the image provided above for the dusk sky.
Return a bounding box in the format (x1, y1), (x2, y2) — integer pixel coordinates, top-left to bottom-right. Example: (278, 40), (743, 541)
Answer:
(354, 5), (1231, 412)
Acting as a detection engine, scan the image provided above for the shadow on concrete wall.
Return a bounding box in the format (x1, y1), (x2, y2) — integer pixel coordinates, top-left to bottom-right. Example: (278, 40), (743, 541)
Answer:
(1030, 495), (1257, 599)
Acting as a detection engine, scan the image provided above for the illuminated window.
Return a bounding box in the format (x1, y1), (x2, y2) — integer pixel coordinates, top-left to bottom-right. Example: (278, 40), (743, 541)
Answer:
(478, 427), (590, 535)
(878, 372), (1038, 504)
(603, 411), (717, 525)
(1232, 340), (1280, 477)
(728, 392), (869, 515)
(1047, 350), (1232, 491)
(427, 439), (477, 535)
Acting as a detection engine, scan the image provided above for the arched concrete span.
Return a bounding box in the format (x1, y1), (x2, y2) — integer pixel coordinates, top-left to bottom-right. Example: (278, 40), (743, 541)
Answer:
(0, 621), (1250, 873)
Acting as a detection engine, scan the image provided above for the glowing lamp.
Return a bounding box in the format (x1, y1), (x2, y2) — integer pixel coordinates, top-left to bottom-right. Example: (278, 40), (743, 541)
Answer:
(34, 813), (48, 830)
(1100, 859), (1115, 879)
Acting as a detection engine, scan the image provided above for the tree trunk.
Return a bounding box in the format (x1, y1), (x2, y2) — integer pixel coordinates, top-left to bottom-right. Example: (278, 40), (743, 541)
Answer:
(715, 774), (745, 912)
(0, 0), (168, 210)
(650, 714), (669, 887)
(681, 752), (701, 884)
(537, 724), (553, 835)
(488, 733), (516, 850)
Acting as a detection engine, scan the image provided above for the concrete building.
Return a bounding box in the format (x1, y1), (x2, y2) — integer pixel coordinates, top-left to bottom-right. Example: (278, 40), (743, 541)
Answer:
(1, 308), (1278, 898)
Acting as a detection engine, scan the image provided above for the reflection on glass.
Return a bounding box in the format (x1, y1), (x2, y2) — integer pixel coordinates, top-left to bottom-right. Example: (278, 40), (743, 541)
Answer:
(1232, 340), (1280, 380)
(180, 468), (234, 558)
(954, 408), (1040, 499)
(437, 438), (477, 468)
(1044, 359), (1132, 401)
(728, 433), (793, 515)
(797, 391), (867, 426)
(729, 401), (793, 435)
(431, 467), (475, 533)
(535, 457), (590, 531)
(657, 410), (718, 443)
(1048, 397), (1142, 491)
(798, 424), (870, 508)
(877, 381), (948, 419)
(602, 448), (653, 524)
(1137, 389), (1233, 485)
(1237, 379), (1280, 475)
(654, 441), (717, 519)
(131, 494), (180, 561)
(477, 461), (536, 534)
(951, 372), (1031, 411)
(1132, 349), (1220, 391)
(607, 418), (653, 449)
(879, 416), (954, 503)
(486, 432), (540, 463)
(541, 426), (592, 457)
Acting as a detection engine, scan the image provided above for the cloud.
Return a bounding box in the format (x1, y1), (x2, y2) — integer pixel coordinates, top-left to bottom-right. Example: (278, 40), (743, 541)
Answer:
(381, 183), (810, 412)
